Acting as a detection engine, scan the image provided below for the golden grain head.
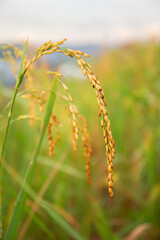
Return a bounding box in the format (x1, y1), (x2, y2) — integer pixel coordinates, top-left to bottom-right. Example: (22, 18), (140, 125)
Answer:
(17, 38), (115, 198)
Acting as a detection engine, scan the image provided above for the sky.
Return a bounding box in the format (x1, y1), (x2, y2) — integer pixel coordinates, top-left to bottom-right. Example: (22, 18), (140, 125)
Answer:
(0, 0), (160, 45)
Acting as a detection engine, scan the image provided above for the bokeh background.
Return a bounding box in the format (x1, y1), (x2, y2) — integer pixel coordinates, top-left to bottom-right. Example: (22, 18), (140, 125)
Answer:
(0, 0), (160, 239)
(0, 0), (160, 44)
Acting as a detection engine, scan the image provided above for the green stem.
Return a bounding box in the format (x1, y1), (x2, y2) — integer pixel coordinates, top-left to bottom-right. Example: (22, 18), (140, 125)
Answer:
(0, 39), (28, 167)
(4, 75), (58, 240)
(0, 40), (28, 239)
(0, 82), (19, 167)
(0, 81), (21, 240)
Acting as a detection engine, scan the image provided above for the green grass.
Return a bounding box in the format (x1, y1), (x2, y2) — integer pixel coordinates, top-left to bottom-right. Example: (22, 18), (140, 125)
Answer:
(0, 40), (160, 239)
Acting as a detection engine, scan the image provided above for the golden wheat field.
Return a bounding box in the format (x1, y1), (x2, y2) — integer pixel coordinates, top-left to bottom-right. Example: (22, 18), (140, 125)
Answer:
(0, 38), (160, 240)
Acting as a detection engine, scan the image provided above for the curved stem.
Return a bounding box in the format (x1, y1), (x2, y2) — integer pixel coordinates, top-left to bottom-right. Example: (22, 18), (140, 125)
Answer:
(4, 73), (59, 240)
(0, 39), (28, 239)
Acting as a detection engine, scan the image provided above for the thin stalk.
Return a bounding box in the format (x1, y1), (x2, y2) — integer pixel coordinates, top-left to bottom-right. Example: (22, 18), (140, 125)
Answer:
(0, 39), (28, 240)
(4, 73), (59, 240)
(0, 39), (28, 168)
(0, 82), (18, 164)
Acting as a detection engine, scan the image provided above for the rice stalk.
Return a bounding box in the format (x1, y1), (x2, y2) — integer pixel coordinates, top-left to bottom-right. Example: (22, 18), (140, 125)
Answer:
(4, 70), (59, 240)
(58, 46), (115, 197)
(0, 39), (28, 239)
(0, 38), (115, 239)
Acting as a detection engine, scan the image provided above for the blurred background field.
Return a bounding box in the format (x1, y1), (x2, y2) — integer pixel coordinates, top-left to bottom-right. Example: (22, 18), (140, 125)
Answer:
(0, 39), (160, 240)
(1, 0), (160, 239)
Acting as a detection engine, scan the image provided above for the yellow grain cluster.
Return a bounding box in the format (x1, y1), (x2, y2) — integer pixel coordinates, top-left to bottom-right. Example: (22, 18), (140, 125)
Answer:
(19, 38), (114, 197)
(51, 113), (61, 141)
(60, 80), (92, 185)
(25, 38), (67, 70)
(61, 47), (115, 198)
(47, 122), (56, 158)
(21, 89), (47, 120)
(76, 110), (92, 185)
(2, 44), (22, 77)
(47, 113), (61, 158)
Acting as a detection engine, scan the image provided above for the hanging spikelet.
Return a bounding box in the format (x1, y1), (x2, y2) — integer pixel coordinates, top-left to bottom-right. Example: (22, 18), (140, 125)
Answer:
(47, 122), (56, 158)
(59, 47), (115, 198)
(21, 38), (115, 197)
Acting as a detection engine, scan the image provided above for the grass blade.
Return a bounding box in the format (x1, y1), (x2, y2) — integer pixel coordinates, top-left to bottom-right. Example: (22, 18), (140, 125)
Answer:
(4, 73), (59, 240)
(4, 70), (58, 240)
(37, 156), (85, 178)
(0, 39), (28, 240)
(0, 39), (28, 166)
(3, 160), (86, 240)
(18, 147), (70, 240)
(25, 206), (55, 239)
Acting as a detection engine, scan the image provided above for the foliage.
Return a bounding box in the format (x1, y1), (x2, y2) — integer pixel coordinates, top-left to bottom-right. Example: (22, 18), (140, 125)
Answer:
(0, 39), (160, 239)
